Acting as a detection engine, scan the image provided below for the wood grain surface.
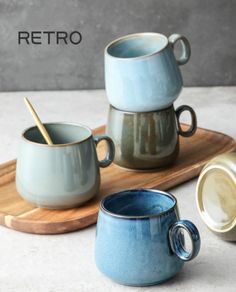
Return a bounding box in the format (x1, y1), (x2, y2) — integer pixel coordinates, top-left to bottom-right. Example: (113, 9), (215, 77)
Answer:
(0, 125), (235, 234)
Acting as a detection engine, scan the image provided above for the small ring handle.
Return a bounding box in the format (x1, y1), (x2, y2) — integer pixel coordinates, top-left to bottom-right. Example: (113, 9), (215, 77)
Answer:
(175, 105), (197, 137)
(168, 34), (191, 66)
(169, 220), (201, 261)
(94, 135), (115, 168)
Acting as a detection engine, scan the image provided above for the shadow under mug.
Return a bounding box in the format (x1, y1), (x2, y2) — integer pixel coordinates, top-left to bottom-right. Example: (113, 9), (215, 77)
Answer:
(95, 189), (201, 286)
(105, 32), (191, 112)
(106, 104), (197, 170)
(16, 122), (115, 209)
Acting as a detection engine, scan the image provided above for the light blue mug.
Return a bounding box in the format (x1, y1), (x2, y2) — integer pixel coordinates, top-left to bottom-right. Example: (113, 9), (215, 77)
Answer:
(95, 189), (200, 286)
(16, 122), (115, 209)
(105, 32), (191, 112)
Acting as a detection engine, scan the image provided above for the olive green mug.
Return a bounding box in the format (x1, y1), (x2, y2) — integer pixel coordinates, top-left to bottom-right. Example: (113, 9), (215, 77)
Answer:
(106, 105), (197, 170)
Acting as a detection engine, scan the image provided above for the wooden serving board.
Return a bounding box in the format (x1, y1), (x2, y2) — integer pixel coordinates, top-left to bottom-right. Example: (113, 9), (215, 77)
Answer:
(0, 125), (235, 234)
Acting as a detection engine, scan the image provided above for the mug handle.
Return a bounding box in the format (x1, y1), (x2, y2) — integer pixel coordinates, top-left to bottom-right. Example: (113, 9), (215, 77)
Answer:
(175, 105), (197, 137)
(169, 220), (201, 261)
(94, 135), (115, 168)
(168, 34), (191, 66)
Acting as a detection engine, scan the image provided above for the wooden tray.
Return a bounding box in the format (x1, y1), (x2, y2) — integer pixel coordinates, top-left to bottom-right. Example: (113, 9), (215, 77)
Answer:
(0, 125), (235, 234)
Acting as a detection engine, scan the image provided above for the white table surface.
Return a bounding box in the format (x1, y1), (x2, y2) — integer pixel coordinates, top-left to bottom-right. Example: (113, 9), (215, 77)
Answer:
(0, 87), (235, 292)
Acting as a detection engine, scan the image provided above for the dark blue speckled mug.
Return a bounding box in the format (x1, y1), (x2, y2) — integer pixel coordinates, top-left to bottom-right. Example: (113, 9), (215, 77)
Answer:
(95, 189), (200, 286)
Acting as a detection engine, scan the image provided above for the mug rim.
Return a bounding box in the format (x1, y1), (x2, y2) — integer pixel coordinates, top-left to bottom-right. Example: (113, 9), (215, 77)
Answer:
(21, 122), (93, 147)
(105, 32), (169, 61)
(100, 188), (177, 219)
(196, 164), (236, 233)
(109, 104), (174, 114)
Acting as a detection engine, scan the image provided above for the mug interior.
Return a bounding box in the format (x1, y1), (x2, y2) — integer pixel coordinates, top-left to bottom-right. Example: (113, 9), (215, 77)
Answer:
(101, 189), (176, 218)
(23, 123), (92, 145)
(198, 167), (236, 231)
(106, 33), (168, 59)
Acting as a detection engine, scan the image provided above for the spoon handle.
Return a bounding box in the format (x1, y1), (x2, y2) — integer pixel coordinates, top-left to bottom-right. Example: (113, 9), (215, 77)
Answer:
(24, 97), (53, 145)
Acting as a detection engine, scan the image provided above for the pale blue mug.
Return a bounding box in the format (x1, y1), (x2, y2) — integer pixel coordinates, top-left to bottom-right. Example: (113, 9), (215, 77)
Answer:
(105, 32), (191, 112)
(16, 122), (115, 209)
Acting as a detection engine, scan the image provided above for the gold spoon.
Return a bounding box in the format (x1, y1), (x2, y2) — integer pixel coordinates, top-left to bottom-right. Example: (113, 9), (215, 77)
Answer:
(24, 97), (53, 145)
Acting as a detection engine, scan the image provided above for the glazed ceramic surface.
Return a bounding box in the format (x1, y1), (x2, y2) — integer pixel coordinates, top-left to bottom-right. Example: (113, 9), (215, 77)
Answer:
(95, 189), (200, 286)
(106, 105), (197, 170)
(196, 152), (236, 241)
(105, 32), (191, 112)
(16, 123), (115, 209)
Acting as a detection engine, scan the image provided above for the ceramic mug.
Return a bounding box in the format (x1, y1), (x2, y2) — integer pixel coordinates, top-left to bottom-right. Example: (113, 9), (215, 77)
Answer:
(16, 122), (115, 209)
(106, 104), (197, 170)
(95, 189), (201, 286)
(196, 152), (236, 241)
(105, 32), (191, 112)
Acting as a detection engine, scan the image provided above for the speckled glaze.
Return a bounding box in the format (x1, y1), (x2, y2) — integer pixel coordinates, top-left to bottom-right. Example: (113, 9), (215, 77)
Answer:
(196, 152), (236, 241)
(95, 189), (200, 286)
(106, 105), (197, 170)
(16, 122), (115, 209)
(105, 32), (191, 112)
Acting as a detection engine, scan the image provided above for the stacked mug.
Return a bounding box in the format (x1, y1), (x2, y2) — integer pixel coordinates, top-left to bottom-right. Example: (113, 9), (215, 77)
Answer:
(105, 32), (197, 170)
